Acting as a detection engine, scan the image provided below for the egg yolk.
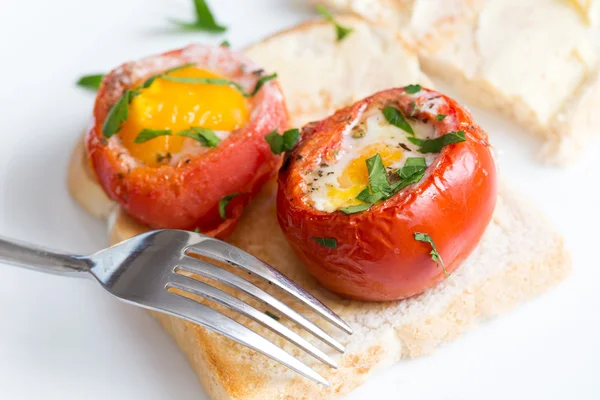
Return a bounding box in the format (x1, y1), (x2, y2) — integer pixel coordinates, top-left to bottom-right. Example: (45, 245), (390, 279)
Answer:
(326, 144), (403, 209)
(118, 67), (249, 166)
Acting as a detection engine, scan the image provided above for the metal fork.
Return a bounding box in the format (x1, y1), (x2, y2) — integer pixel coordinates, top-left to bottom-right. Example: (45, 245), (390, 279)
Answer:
(0, 230), (352, 386)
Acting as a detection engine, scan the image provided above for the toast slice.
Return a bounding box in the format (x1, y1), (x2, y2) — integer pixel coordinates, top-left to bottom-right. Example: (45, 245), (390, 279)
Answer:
(68, 15), (571, 400)
(314, 0), (600, 164)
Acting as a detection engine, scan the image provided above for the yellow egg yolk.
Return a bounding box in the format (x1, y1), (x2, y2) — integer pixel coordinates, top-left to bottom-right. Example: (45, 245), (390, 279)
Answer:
(118, 67), (249, 166)
(326, 144), (403, 209)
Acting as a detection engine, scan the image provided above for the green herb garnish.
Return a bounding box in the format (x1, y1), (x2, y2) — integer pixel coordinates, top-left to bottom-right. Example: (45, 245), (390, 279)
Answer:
(134, 129), (172, 143)
(315, 4), (353, 41)
(405, 84), (422, 94)
(436, 114), (446, 121)
(366, 153), (391, 194)
(414, 232), (449, 276)
(312, 237), (337, 248)
(177, 127), (221, 147)
(341, 156), (427, 214)
(265, 128), (300, 155)
(220, 39), (231, 48)
(218, 193), (243, 219)
(133, 126), (220, 147)
(102, 89), (138, 138)
(170, 0), (227, 32)
(339, 203), (372, 214)
(409, 130), (466, 153)
(383, 106), (414, 135)
(162, 72), (277, 97)
(265, 310), (280, 321)
(250, 73), (278, 96)
(76, 74), (104, 91)
(398, 157), (426, 180)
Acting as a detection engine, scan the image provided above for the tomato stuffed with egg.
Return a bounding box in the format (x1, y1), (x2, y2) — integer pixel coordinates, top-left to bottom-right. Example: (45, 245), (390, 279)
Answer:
(86, 44), (287, 237)
(277, 86), (497, 301)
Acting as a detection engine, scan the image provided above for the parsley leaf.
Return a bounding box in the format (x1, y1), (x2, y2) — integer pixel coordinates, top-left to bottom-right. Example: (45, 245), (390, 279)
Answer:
(365, 153), (391, 194)
(219, 193), (243, 219)
(162, 73), (277, 97)
(347, 156), (427, 214)
(134, 129), (172, 143)
(220, 39), (231, 48)
(398, 157), (426, 179)
(315, 4), (353, 41)
(141, 63), (196, 89)
(312, 237), (337, 248)
(178, 127), (221, 147)
(339, 203), (372, 214)
(413, 130), (466, 153)
(383, 106), (414, 135)
(405, 84), (422, 94)
(248, 73), (278, 96)
(414, 232), (449, 276)
(76, 74), (104, 91)
(171, 0), (227, 33)
(265, 129), (300, 154)
(102, 89), (138, 138)
(390, 157), (427, 192)
(436, 114), (446, 121)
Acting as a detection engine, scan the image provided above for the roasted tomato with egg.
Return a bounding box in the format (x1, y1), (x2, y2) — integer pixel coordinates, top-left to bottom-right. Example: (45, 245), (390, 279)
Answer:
(87, 45), (287, 236)
(277, 87), (497, 301)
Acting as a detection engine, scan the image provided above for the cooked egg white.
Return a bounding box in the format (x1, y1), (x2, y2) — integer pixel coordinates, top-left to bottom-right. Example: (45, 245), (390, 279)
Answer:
(307, 110), (438, 212)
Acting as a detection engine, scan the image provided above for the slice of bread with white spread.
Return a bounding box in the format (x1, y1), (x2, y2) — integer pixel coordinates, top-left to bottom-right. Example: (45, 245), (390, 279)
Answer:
(68, 15), (571, 400)
(314, 0), (600, 164)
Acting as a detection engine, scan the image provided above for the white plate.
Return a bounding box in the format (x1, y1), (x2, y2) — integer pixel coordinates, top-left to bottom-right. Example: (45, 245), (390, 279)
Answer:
(0, 0), (599, 399)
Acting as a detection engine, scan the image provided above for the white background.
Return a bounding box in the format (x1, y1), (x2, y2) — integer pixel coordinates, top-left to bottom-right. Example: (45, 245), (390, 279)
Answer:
(0, 0), (598, 398)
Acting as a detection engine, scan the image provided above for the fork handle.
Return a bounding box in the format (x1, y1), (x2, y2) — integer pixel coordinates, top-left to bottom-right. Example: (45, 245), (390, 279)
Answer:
(0, 236), (91, 277)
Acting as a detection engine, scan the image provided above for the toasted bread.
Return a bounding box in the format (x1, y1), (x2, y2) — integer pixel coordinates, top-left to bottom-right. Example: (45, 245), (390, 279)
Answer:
(315, 0), (600, 164)
(68, 15), (571, 400)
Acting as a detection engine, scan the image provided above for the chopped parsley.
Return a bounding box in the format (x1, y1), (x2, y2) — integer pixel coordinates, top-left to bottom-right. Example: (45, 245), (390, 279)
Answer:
(177, 127), (221, 147)
(170, 0), (227, 32)
(162, 72), (277, 97)
(409, 130), (466, 153)
(76, 74), (104, 91)
(315, 4), (353, 41)
(133, 127), (220, 147)
(102, 89), (138, 138)
(339, 203), (372, 214)
(436, 114), (447, 121)
(218, 193), (243, 219)
(340, 155), (427, 214)
(405, 84), (422, 94)
(312, 237), (338, 248)
(134, 129), (172, 143)
(383, 106), (414, 135)
(414, 232), (449, 276)
(265, 128), (300, 155)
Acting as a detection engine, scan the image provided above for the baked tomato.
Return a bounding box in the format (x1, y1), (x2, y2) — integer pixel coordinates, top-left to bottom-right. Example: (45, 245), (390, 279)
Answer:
(277, 87), (497, 301)
(86, 45), (287, 237)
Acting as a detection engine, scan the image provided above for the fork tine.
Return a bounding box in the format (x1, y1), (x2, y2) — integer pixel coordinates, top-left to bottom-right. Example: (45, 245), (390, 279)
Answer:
(186, 237), (353, 334)
(168, 273), (338, 368)
(177, 255), (345, 353)
(153, 292), (330, 386)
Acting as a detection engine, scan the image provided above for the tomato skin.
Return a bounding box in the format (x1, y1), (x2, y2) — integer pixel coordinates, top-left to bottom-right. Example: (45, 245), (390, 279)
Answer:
(276, 88), (498, 301)
(86, 45), (287, 236)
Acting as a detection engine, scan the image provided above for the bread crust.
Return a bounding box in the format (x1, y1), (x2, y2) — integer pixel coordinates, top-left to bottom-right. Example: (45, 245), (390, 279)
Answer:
(69, 14), (571, 400)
